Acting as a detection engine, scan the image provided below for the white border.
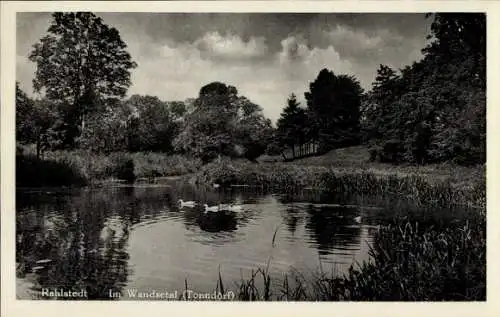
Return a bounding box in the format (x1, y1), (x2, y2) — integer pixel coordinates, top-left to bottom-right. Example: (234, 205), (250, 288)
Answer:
(2, 2), (500, 317)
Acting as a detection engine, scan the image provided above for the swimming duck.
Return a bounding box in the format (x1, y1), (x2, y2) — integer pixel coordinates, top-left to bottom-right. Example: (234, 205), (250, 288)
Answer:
(353, 216), (362, 223)
(178, 199), (196, 208)
(204, 204), (220, 213)
(226, 204), (243, 212)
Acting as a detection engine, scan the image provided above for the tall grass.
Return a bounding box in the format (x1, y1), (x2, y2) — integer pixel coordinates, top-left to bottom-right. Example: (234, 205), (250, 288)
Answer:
(16, 149), (202, 187)
(191, 158), (485, 210)
(229, 214), (486, 301)
(16, 154), (87, 187)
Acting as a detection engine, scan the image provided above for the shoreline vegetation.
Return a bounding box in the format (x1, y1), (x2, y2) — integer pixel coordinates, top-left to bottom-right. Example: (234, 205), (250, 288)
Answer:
(16, 145), (486, 210)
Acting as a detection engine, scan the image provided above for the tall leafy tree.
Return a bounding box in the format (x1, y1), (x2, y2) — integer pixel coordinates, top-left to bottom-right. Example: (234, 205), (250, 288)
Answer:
(363, 64), (401, 142)
(174, 82), (273, 163)
(305, 69), (363, 151)
(124, 95), (178, 153)
(29, 12), (137, 148)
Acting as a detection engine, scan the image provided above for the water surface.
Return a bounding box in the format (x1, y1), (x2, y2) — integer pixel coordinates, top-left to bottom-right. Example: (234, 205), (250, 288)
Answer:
(16, 180), (467, 300)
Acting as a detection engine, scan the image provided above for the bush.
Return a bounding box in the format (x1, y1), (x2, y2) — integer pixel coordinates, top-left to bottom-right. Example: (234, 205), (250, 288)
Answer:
(112, 155), (136, 183)
(16, 154), (87, 187)
(369, 140), (405, 164)
(325, 217), (486, 300)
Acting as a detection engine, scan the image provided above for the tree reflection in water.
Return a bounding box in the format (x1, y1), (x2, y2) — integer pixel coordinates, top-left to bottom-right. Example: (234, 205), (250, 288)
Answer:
(17, 189), (134, 300)
(277, 190), (363, 256)
(304, 205), (361, 256)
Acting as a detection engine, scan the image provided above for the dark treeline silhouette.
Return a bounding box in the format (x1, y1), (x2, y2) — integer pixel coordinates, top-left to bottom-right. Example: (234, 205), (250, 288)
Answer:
(16, 12), (485, 168)
(275, 13), (485, 165)
(363, 13), (485, 165)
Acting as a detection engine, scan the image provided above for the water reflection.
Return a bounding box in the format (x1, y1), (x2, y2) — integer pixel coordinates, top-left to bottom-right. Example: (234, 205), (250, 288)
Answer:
(182, 209), (238, 233)
(17, 190), (131, 300)
(282, 207), (301, 236)
(18, 181), (462, 300)
(304, 205), (361, 256)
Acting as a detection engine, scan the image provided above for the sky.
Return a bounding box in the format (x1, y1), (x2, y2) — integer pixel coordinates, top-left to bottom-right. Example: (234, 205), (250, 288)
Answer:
(16, 12), (432, 123)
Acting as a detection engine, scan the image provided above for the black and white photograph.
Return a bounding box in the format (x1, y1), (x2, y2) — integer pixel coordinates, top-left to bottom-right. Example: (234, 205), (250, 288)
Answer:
(3, 1), (492, 309)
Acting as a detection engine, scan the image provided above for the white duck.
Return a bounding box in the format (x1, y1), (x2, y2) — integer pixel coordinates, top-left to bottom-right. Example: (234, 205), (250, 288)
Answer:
(353, 216), (362, 223)
(178, 199), (196, 208)
(226, 204), (243, 212)
(217, 203), (242, 212)
(204, 204), (220, 213)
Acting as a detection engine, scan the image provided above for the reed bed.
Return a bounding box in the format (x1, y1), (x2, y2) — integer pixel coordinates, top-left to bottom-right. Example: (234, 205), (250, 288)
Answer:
(16, 150), (202, 187)
(191, 158), (485, 210)
(224, 215), (486, 301)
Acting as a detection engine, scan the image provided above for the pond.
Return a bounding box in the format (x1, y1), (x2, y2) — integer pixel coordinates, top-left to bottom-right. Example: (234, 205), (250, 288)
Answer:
(15, 179), (470, 300)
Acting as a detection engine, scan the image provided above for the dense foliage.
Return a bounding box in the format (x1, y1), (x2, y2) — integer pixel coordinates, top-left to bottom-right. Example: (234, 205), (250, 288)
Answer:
(174, 82), (274, 163)
(16, 83), (60, 158)
(362, 13), (486, 165)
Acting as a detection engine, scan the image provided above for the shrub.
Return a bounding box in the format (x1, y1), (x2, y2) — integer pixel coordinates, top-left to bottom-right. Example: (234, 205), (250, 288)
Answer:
(16, 154), (87, 187)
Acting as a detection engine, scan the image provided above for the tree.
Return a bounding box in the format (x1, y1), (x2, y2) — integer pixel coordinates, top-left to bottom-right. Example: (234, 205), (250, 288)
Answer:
(78, 100), (130, 153)
(29, 12), (137, 148)
(362, 64), (402, 142)
(365, 13), (485, 165)
(276, 94), (307, 156)
(174, 82), (273, 163)
(168, 101), (187, 119)
(16, 82), (35, 143)
(16, 83), (59, 158)
(424, 13), (485, 89)
(305, 69), (364, 151)
(235, 101), (274, 162)
(124, 95), (178, 152)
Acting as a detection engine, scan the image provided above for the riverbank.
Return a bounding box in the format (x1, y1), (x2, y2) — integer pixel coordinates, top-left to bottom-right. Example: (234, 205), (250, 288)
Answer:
(191, 157), (486, 210)
(16, 147), (485, 209)
(16, 150), (202, 187)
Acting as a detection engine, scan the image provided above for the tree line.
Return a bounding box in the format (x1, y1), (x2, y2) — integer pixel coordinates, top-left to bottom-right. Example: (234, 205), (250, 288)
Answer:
(16, 12), (485, 166)
(275, 13), (485, 165)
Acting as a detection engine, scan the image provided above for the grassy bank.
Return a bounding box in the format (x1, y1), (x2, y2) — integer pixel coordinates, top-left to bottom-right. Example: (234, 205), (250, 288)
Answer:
(226, 215), (486, 301)
(16, 149), (202, 187)
(191, 156), (485, 210)
(17, 145), (485, 209)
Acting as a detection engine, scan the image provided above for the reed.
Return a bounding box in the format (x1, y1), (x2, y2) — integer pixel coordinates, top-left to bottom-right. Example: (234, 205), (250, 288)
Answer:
(16, 149), (202, 187)
(192, 159), (485, 210)
(16, 154), (87, 187)
(229, 214), (486, 301)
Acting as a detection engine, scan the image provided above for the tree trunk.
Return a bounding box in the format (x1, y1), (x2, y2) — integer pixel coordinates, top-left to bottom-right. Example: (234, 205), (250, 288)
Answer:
(81, 113), (86, 136)
(36, 138), (41, 159)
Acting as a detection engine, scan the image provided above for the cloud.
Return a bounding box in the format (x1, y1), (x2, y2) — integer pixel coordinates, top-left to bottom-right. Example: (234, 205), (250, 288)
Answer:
(195, 32), (268, 62)
(276, 35), (354, 87)
(322, 24), (426, 73)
